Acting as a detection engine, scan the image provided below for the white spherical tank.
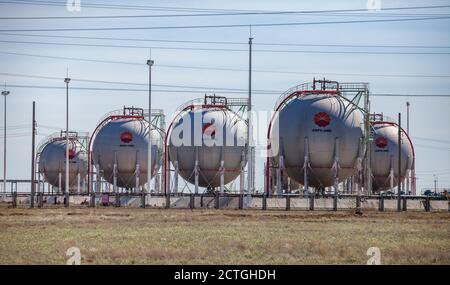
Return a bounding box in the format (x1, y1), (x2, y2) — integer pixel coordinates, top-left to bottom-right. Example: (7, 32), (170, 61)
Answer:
(168, 107), (247, 188)
(38, 137), (87, 190)
(270, 92), (364, 188)
(370, 122), (414, 191)
(92, 118), (162, 188)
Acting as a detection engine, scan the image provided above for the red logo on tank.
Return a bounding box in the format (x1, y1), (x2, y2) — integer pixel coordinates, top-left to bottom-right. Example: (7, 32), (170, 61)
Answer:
(65, 149), (76, 160)
(314, 112), (331, 127)
(202, 122), (216, 138)
(120, 131), (133, 143)
(375, 136), (388, 148)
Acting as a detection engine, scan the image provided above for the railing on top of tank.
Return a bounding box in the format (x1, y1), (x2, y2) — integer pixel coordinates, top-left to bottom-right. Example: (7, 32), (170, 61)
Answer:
(95, 108), (164, 128)
(369, 113), (398, 124)
(338, 82), (369, 92)
(273, 82), (316, 110)
(36, 131), (90, 155)
(273, 81), (371, 112)
(176, 98), (206, 111)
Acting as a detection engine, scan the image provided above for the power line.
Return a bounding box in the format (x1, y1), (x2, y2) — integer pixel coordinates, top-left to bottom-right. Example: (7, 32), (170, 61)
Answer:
(413, 137), (450, 145)
(0, 0), (267, 13)
(3, 83), (450, 98)
(0, 72), (278, 93)
(1, 16), (449, 32)
(415, 144), (450, 151)
(1, 52), (450, 79)
(2, 0), (449, 14)
(1, 32), (449, 49)
(1, 39), (450, 55)
(1, 5), (450, 20)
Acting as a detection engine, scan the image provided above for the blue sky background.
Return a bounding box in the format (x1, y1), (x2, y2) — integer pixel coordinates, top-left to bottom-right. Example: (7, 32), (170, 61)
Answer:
(0, 0), (449, 192)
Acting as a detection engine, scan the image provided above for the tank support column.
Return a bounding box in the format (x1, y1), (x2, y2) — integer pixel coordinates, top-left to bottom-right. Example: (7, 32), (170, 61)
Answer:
(173, 160), (179, 194)
(389, 155), (394, 193)
(406, 160), (411, 195)
(77, 172), (81, 194)
(113, 152), (119, 207)
(135, 163), (140, 194)
(58, 171), (62, 193)
(154, 162), (160, 194)
(219, 161), (225, 194)
(219, 147), (225, 193)
(194, 147), (199, 194)
(240, 151), (245, 194)
(277, 155), (284, 196)
(333, 138), (340, 211)
(356, 157), (363, 214)
(303, 137), (310, 196)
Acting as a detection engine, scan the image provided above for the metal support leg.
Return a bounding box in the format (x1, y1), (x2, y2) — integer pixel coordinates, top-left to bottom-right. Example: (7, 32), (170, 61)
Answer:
(285, 195), (290, 211)
(262, 194), (267, 210)
(240, 151), (245, 194)
(190, 194), (195, 209)
(173, 160), (179, 194)
(356, 157), (363, 214)
(58, 171), (62, 193)
(277, 155), (284, 196)
(194, 147), (199, 194)
(113, 152), (119, 207)
(219, 160), (225, 194)
(135, 163), (140, 194)
(379, 194), (385, 212)
(214, 192), (219, 209)
(303, 137), (310, 197)
(333, 138), (340, 211)
(77, 172), (80, 194)
(165, 192), (170, 209)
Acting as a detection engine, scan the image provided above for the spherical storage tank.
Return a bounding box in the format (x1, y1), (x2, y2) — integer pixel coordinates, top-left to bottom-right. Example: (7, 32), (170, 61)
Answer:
(370, 121), (414, 191)
(92, 109), (163, 188)
(269, 85), (364, 188)
(168, 98), (247, 188)
(38, 133), (88, 190)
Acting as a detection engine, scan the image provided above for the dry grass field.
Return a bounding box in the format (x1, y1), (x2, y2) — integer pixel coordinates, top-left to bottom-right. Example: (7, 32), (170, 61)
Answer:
(0, 207), (449, 265)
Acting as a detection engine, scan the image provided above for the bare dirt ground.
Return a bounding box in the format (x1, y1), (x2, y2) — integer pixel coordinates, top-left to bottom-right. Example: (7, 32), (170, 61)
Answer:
(0, 207), (449, 264)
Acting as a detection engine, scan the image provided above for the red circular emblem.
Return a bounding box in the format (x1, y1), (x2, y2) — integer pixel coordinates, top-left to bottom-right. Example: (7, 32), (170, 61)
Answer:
(313, 112), (331, 127)
(120, 131), (133, 143)
(65, 149), (76, 160)
(375, 136), (388, 148)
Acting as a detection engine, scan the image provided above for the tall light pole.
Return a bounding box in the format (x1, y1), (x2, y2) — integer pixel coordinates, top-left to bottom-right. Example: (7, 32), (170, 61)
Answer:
(406, 101), (410, 135)
(397, 113), (402, 211)
(146, 59), (154, 194)
(64, 76), (70, 207)
(247, 35), (253, 196)
(2, 88), (9, 197)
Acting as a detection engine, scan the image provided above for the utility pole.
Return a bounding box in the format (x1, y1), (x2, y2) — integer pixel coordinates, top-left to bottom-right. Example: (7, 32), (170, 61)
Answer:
(30, 101), (36, 208)
(64, 75), (70, 208)
(247, 33), (254, 197)
(146, 57), (154, 199)
(397, 113), (402, 211)
(2, 88), (10, 198)
(363, 85), (371, 196)
(406, 102), (410, 135)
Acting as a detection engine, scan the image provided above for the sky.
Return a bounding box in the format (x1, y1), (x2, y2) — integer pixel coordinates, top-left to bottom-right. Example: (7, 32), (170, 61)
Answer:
(0, 0), (449, 193)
